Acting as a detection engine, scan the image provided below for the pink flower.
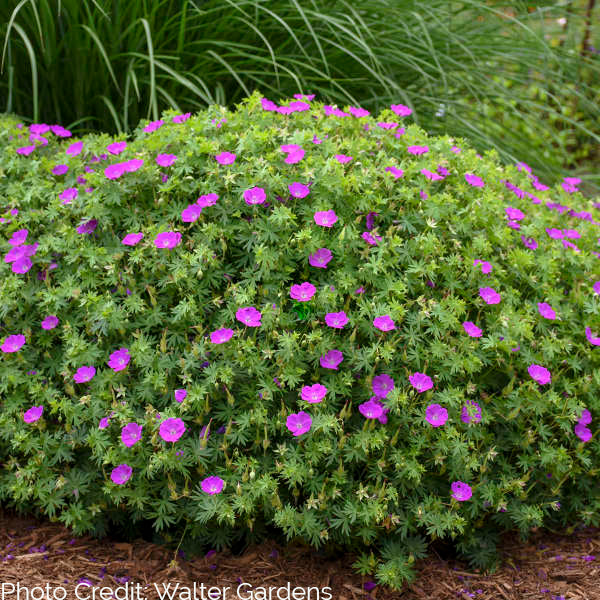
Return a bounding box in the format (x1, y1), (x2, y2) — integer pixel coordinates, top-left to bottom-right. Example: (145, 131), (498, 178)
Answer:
(451, 481), (472, 501)
(385, 166), (404, 179)
(421, 169), (443, 181)
(425, 403), (448, 427)
(479, 287), (501, 305)
(578, 409), (592, 425)
(325, 311), (348, 329)
(8, 229), (28, 246)
(521, 236), (538, 250)
(372, 374), (394, 399)
(173, 113), (191, 123)
(104, 163), (126, 180)
(59, 188), (78, 203)
(99, 417), (110, 429)
(280, 145), (305, 164)
(373, 315), (395, 331)
(362, 232), (381, 246)
(1, 334), (26, 353)
(215, 152), (236, 165)
(66, 141), (83, 157)
(320, 349), (343, 370)
(197, 193), (219, 207)
(24, 406), (43, 423)
(574, 423), (592, 443)
(261, 98), (277, 111)
(159, 417), (186, 442)
(594, 281), (600, 296)
(546, 228), (563, 240)
(359, 399), (384, 420)
(463, 321), (482, 337)
(108, 347), (131, 372)
(309, 248), (332, 268)
(390, 104), (412, 117)
(210, 328), (234, 344)
(564, 229), (581, 239)
(144, 119), (164, 133)
(111, 464), (132, 485)
(236, 306), (262, 327)
(407, 145), (428, 155)
(41, 315), (59, 330)
(52, 164), (69, 176)
(181, 204), (203, 223)
(377, 122), (398, 130)
(349, 106), (370, 118)
(16, 145), (36, 156)
(461, 400), (482, 424)
(301, 383), (327, 404)
(121, 423), (142, 447)
(528, 364), (551, 385)
(465, 173), (484, 187)
(156, 154), (177, 167)
(585, 327), (600, 346)
(313, 210), (338, 227)
(73, 366), (96, 383)
(288, 182), (310, 198)
(107, 141), (127, 155)
(409, 372), (433, 393)
(286, 411), (312, 436)
(123, 159), (143, 173)
(243, 187), (266, 205)
(122, 232), (144, 246)
(174, 389), (187, 403)
(154, 231), (181, 249)
(201, 476), (224, 495)
(290, 282), (316, 302)
(335, 154), (353, 164)
(505, 207), (525, 221)
(537, 302), (556, 320)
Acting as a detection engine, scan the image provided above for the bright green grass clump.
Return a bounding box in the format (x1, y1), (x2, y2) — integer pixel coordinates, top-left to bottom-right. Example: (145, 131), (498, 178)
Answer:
(0, 92), (598, 590)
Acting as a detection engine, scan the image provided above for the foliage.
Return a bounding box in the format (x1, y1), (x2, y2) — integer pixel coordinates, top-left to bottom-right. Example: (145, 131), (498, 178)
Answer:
(1, 0), (599, 193)
(0, 92), (599, 590)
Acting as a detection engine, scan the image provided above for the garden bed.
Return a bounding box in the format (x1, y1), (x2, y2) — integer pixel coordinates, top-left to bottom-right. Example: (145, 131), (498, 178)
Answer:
(0, 510), (597, 599)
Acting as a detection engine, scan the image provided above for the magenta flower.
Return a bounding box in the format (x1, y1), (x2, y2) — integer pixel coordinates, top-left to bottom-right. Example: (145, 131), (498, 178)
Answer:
(121, 423), (142, 447)
(377, 122), (398, 130)
(410, 372), (433, 393)
(574, 423), (592, 443)
(288, 182), (310, 198)
(107, 141), (127, 155)
(407, 145), (428, 155)
(421, 168), (443, 181)
(286, 411), (312, 436)
(110, 464), (132, 485)
(73, 366), (96, 383)
(309, 248), (332, 268)
(546, 228), (563, 240)
(451, 481), (472, 502)
(41, 315), (59, 330)
(59, 188), (78, 204)
(243, 187), (266, 205)
(461, 400), (482, 424)
(197, 193), (219, 207)
(334, 154), (353, 164)
(17, 145), (36, 155)
(175, 389), (187, 403)
(66, 141), (83, 156)
(314, 210), (338, 227)
(465, 173), (484, 187)
(425, 403), (448, 427)
(325, 311), (348, 329)
(505, 207), (525, 221)
(215, 152), (236, 165)
(52, 164), (69, 176)
(173, 113), (191, 123)
(349, 106), (370, 117)
(579, 409), (592, 425)
(479, 287), (501, 305)
(594, 282), (600, 295)
(108, 347), (131, 372)
(521, 236), (538, 250)
(373, 315), (395, 331)
(159, 417), (186, 442)
(301, 383), (327, 404)
(562, 240), (580, 252)
(144, 119), (164, 133)
(538, 302), (556, 320)
(156, 153), (177, 167)
(359, 398), (384, 419)
(320, 349), (343, 370)
(181, 204), (203, 222)
(262, 98), (277, 111)
(210, 328), (235, 344)
(564, 229), (581, 239)
(585, 327), (600, 346)
(236, 306), (262, 327)
(11, 255), (32, 274)
(99, 417), (110, 429)
(463, 321), (483, 337)
(201, 476), (224, 495)
(6, 229), (25, 248)
(104, 163), (126, 180)
(473, 259), (492, 274)
(24, 405), (43, 423)
(372, 374), (395, 398)
(121, 232), (144, 246)
(290, 282), (316, 302)
(154, 231), (181, 249)
(1, 334), (26, 353)
(76, 219), (98, 234)
(528, 364), (551, 385)
(390, 104), (412, 116)
(280, 145), (305, 164)
(362, 232), (382, 246)
(385, 166), (404, 179)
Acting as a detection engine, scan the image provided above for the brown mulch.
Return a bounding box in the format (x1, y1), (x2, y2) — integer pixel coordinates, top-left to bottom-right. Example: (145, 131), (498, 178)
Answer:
(0, 510), (598, 599)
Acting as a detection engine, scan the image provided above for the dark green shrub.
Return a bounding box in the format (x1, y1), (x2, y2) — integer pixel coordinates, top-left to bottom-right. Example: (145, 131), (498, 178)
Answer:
(0, 92), (598, 590)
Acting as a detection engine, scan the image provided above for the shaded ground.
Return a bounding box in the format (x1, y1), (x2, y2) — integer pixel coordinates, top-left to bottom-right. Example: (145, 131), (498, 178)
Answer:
(0, 510), (598, 599)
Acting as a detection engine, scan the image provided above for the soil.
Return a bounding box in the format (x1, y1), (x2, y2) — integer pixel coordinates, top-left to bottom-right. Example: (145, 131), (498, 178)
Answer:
(0, 510), (598, 600)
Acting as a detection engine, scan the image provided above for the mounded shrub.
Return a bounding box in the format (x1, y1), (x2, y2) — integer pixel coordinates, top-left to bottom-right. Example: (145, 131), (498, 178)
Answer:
(0, 92), (598, 590)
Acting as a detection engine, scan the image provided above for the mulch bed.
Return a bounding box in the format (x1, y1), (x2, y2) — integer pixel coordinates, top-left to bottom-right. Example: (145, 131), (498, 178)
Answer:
(0, 510), (598, 599)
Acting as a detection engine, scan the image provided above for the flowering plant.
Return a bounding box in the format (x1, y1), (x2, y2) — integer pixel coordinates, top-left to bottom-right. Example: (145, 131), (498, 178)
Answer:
(0, 92), (598, 590)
